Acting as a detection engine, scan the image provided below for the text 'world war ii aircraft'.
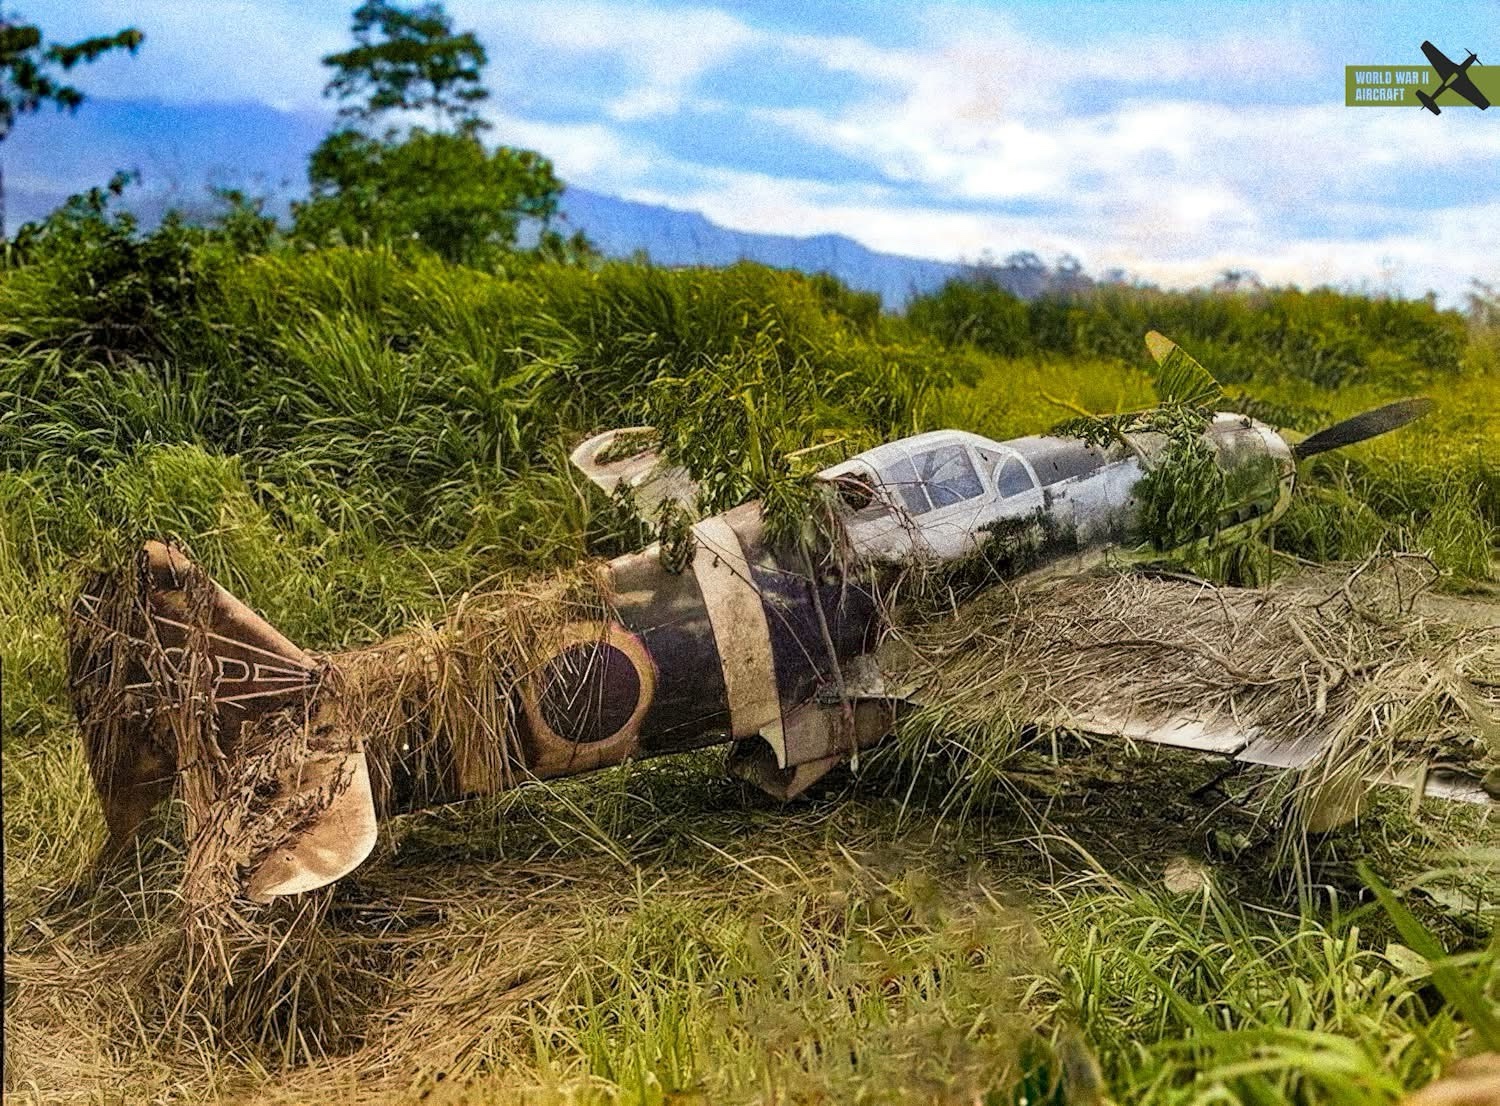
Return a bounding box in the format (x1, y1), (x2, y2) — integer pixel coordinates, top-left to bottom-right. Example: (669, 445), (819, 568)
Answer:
(68, 333), (1490, 905)
(1418, 40), (1490, 114)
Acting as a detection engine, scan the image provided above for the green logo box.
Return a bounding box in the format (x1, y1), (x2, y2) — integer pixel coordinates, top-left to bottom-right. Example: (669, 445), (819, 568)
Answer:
(1345, 65), (1498, 106)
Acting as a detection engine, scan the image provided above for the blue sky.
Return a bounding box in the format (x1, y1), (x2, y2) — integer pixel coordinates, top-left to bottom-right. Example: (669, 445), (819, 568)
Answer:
(14, 0), (1500, 302)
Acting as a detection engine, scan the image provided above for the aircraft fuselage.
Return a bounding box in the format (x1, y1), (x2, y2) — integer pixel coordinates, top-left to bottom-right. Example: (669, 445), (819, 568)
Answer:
(71, 413), (1297, 895)
(464, 413), (1296, 801)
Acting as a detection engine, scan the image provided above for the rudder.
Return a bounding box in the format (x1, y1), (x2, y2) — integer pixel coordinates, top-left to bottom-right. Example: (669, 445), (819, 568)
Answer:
(68, 540), (377, 901)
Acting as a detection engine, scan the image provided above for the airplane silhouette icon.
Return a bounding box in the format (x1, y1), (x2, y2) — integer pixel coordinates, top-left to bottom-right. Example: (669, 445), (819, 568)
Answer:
(1417, 41), (1490, 114)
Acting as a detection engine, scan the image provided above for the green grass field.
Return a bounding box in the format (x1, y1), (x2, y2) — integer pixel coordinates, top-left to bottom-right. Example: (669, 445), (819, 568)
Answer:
(3, 223), (1498, 1104)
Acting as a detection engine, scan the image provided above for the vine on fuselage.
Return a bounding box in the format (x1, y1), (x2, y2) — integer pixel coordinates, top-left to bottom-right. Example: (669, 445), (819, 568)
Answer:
(1055, 404), (1227, 552)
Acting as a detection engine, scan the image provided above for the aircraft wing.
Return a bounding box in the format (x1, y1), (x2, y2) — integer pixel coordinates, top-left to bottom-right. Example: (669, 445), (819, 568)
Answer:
(1451, 70), (1491, 109)
(886, 566), (1499, 830)
(1068, 707), (1496, 818)
(1421, 40), (1459, 80)
(570, 426), (701, 522)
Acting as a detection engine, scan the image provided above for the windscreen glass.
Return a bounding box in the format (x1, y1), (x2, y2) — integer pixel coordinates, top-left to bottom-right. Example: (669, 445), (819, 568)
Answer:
(908, 445), (984, 512)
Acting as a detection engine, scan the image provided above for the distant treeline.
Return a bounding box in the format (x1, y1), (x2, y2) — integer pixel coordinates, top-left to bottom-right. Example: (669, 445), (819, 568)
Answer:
(905, 269), (1469, 390)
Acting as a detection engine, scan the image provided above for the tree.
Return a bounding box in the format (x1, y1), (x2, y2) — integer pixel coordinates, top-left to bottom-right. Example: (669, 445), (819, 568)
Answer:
(293, 1), (574, 264)
(295, 127), (561, 263)
(322, 0), (486, 131)
(0, 12), (142, 235)
(1212, 269), (1263, 294)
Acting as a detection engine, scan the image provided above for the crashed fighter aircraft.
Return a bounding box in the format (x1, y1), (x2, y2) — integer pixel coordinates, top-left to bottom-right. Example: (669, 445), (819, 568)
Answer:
(68, 333), (1479, 903)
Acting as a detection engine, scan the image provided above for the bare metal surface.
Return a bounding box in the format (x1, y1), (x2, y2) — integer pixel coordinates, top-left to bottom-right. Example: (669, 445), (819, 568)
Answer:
(246, 750), (379, 901)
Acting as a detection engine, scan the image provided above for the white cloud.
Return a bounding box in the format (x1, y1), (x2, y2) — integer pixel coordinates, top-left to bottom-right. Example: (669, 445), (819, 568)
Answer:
(60, 0), (765, 119)
(47, 0), (344, 110)
(1107, 201), (1500, 301)
(622, 163), (1499, 305)
(454, 0), (762, 121)
(623, 166), (1082, 261)
(485, 110), (655, 185)
(780, 13), (1319, 125)
(760, 73), (1500, 211)
(700, 14), (1500, 303)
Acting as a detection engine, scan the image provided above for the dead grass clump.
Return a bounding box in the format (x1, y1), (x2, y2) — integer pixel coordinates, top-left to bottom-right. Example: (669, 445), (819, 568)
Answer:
(885, 553), (1500, 839)
(52, 546), (616, 1081)
(329, 566), (613, 813)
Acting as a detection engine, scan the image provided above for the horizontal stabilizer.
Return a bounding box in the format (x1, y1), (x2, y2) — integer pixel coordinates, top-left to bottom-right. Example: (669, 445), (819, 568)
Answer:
(570, 426), (700, 522)
(70, 541), (378, 901)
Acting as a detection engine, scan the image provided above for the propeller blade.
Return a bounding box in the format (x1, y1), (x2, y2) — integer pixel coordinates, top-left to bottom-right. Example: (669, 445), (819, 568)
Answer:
(1144, 331), (1222, 408)
(1292, 398), (1435, 459)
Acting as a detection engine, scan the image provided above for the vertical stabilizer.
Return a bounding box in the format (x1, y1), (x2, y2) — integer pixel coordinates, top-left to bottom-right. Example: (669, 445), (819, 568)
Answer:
(69, 541), (378, 901)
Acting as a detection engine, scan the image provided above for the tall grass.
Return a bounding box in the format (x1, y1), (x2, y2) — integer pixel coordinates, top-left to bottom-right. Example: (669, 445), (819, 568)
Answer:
(908, 278), (1467, 389)
(1038, 861), (1492, 1105)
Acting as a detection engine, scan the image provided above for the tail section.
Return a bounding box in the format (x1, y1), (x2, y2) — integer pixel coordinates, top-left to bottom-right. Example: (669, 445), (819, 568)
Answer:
(68, 541), (377, 901)
(1417, 89), (1441, 115)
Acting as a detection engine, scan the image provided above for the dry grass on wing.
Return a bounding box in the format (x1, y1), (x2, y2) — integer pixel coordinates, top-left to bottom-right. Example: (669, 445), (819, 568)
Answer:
(883, 553), (1500, 840)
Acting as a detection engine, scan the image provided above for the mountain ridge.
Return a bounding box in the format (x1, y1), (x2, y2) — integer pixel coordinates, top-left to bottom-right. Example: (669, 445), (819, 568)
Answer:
(8, 97), (1037, 307)
(554, 187), (966, 307)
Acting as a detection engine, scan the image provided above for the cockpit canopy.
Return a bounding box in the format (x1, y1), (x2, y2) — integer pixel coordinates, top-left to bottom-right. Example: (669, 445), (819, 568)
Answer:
(815, 416), (1291, 567)
(823, 429), (1116, 519)
(818, 429), (1126, 563)
(882, 441), (986, 514)
(1006, 436), (1113, 486)
(823, 432), (999, 518)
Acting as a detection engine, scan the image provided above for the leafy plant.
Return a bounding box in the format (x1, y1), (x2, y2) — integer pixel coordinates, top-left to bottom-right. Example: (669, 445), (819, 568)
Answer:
(1053, 333), (1228, 552)
(0, 11), (143, 236)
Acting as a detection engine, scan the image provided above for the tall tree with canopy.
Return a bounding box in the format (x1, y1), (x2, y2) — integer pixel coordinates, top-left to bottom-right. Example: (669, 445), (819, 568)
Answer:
(323, 0), (487, 129)
(293, 1), (573, 265)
